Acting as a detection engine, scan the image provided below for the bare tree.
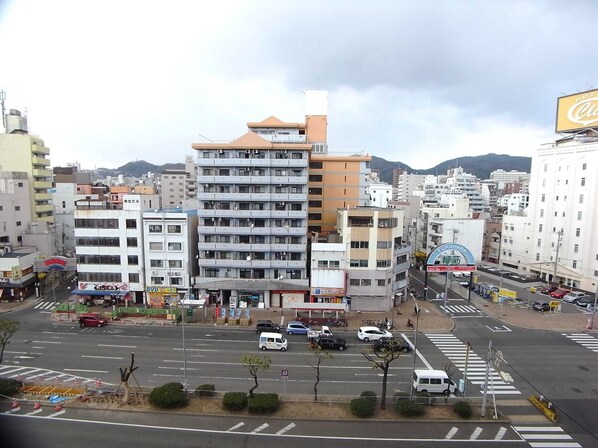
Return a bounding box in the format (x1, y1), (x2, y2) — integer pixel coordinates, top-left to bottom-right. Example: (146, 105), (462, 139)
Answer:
(306, 342), (333, 402)
(0, 320), (19, 365)
(119, 352), (139, 404)
(361, 341), (404, 410)
(241, 354), (271, 398)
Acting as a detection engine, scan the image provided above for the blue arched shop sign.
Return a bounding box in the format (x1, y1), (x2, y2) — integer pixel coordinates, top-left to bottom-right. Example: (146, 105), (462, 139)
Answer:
(426, 243), (476, 273)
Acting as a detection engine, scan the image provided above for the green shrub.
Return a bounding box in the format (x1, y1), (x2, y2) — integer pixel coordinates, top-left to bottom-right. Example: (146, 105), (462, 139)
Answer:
(148, 382), (189, 409)
(0, 378), (21, 396)
(350, 397), (376, 418)
(223, 392), (248, 411)
(248, 393), (280, 414)
(453, 400), (473, 418)
(196, 384), (216, 397)
(360, 390), (377, 404)
(395, 399), (426, 417)
(414, 390), (435, 405)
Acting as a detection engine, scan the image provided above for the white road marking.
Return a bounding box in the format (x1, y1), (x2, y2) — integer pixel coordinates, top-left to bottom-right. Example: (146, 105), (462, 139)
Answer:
(46, 410), (66, 418)
(251, 423), (269, 433)
(81, 355), (123, 360)
(227, 422), (244, 432)
(32, 340), (62, 344)
(97, 344), (137, 348)
(444, 426), (458, 439)
(494, 427), (507, 440)
(276, 423), (296, 435)
(63, 368), (109, 373)
(26, 409), (43, 416)
(469, 427), (483, 440)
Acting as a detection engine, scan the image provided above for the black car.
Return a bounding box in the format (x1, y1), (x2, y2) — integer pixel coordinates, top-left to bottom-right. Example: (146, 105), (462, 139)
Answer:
(539, 286), (558, 295)
(532, 301), (550, 312)
(255, 320), (281, 333)
(575, 296), (596, 308)
(313, 336), (347, 351)
(372, 337), (412, 353)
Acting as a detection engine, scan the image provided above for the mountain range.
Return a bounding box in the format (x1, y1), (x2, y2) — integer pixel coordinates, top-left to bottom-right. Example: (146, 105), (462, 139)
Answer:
(94, 153), (531, 184)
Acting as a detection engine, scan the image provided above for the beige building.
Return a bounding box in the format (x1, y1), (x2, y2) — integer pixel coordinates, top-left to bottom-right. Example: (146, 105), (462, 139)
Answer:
(0, 109), (53, 223)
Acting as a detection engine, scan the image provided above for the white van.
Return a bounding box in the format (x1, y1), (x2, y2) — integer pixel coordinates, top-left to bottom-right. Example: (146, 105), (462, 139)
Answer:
(412, 369), (457, 394)
(258, 332), (288, 351)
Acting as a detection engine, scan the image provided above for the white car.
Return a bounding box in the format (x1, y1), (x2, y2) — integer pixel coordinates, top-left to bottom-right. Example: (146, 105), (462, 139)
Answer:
(563, 292), (585, 303)
(357, 326), (393, 342)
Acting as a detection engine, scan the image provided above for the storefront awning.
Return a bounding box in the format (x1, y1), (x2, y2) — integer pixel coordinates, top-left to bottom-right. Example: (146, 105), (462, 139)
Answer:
(72, 289), (130, 296)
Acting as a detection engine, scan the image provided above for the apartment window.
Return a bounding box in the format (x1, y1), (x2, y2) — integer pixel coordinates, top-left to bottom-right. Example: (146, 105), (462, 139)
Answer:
(308, 200), (322, 207)
(579, 194), (584, 204)
(17, 182), (23, 187)
(204, 268), (218, 278)
(555, 196), (559, 201)
(309, 161), (323, 169)
(537, 239), (541, 247)
(574, 244), (579, 253)
(149, 242), (163, 250)
(542, 178), (546, 187)
(126, 237), (138, 247)
(14, 206), (20, 211)
(581, 178), (586, 186)
(377, 241), (392, 249)
(538, 224), (543, 232)
(308, 187), (322, 195)
(125, 219), (137, 229)
(167, 242), (182, 251)
(349, 259), (368, 267)
(377, 260), (391, 268)
(329, 261), (340, 268)
(128, 273), (139, 283)
(150, 259), (164, 268)
(16, 221), (21, 226)
(543, 163), (547, 172)
(168, 260), (183, 268)
(318, 260), (328, 268)
(170, 277), (183, 286)
(309, 175), (323, 182)
(540, 209), (544, 217)
(350, 241), (369, 249)
(578, 211), (583, 220)
(308, 213), (322, 220)
(582, 163), (587, 170)
(536, 253), (540, 261)
(127, 255), (139, 265)
(572, 260), (577, 268)
(149, 224), (163, 233)
(576, 228), (581, 237)
(361, 279), (371, 286)
(349, 279), (360, 286)
(541, 194), (545, 202)
(167, 224), (182, 234)
(151, 276), (164, 285)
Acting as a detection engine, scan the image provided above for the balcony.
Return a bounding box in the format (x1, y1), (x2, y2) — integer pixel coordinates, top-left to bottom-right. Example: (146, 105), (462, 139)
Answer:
(33, 168), (53, 178)
(32, 156), (50, 166)
(34, 193), (52, 201)
(33, 181), (52, 189)
(31, 144), (49, 155)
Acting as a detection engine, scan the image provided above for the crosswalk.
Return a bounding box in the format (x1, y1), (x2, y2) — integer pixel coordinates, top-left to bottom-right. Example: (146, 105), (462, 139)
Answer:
(562, 333), (598, 353)
(439, 302), (484, 316)
(33, 301), (56, 312)
(514, 425), (581, 447)
(426, 334), (520, 396)
(0, 364), (101, 385)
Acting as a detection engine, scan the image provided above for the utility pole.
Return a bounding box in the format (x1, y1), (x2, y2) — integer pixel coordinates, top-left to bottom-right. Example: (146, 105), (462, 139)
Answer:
(552, 229), (563, 284)
(481, 340), (492, 418)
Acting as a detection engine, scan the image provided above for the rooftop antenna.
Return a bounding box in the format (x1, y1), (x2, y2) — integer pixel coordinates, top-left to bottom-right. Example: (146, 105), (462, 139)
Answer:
(0, 90), (6, 132)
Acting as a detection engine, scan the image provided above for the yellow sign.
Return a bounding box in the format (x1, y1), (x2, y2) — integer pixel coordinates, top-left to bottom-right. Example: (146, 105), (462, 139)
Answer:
(11, 266), (21, 281)
(556, 88), (598, 133)
(499, 288), (517, 299)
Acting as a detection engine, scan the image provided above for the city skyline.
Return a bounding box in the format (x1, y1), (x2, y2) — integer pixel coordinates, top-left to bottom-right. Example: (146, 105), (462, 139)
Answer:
(1, 1), (596, 170)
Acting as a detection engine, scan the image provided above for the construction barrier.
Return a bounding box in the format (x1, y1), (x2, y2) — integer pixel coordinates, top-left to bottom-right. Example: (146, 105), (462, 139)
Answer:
(529, 395), (558, 423)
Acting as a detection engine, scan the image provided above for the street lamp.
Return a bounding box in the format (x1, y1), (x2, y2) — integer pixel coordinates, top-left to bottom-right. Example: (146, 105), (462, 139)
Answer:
(409, 303), (420, 402)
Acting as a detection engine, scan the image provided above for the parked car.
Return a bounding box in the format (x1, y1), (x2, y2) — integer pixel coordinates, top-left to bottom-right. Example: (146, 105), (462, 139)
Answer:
(372, 337), (412, 353)
(563, 291), (586, 303)
(286, 321), (311, 335)
(255, 320), (281, 333)
(79, 313), (108, 327)
(532, 301), (550, 312)
(312, 336), (347, 351)
(539, 286), (558, 295)
(357, 326), (392, 342)
(575, 296), (595, 308)
(549, 289), (569, 299)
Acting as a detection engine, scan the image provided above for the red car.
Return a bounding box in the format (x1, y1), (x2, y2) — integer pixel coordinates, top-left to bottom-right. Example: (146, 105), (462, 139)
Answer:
(79, 313), (108, 327)
(540, 286), (558, 295)
(549, 289), (569, 299)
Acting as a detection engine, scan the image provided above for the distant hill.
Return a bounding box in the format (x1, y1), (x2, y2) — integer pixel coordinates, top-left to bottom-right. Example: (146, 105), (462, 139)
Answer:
(94, 153), (531, 183)
(371, 153), (532, 183)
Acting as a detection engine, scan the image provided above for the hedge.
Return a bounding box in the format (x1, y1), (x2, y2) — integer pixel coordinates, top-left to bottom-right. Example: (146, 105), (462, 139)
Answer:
(453, 400), (473, 418)
(0, 379), (21, 396)
(195, 384), (216, 397)
(360, 390), (377, 404)
(223, 392), (248, 411)
(350, 397), (376, 418)
(148, 382), (189, 409)
(395, 399), (426, 417)
(248, 393), (280, 414)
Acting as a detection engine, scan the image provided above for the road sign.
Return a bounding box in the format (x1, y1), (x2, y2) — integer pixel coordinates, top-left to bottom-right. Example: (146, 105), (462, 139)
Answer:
(281, 369), (289, 377)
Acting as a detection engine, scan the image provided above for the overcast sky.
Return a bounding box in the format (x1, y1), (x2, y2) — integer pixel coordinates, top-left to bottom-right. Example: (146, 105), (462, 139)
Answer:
(1, 0), (596, 171)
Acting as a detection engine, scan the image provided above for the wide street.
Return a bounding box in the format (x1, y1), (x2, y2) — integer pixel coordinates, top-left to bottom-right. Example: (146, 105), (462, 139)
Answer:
(1, 269), (598, 447)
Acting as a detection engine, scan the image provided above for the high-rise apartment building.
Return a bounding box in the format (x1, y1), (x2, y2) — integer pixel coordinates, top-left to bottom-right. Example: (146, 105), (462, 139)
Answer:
(0, 109), (53, 223)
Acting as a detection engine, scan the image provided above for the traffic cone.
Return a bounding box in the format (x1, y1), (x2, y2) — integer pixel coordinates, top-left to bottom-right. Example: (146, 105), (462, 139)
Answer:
(54, 404), (63, 411)
(33, 402), (41, 410)
(11, 401), (19, 409)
